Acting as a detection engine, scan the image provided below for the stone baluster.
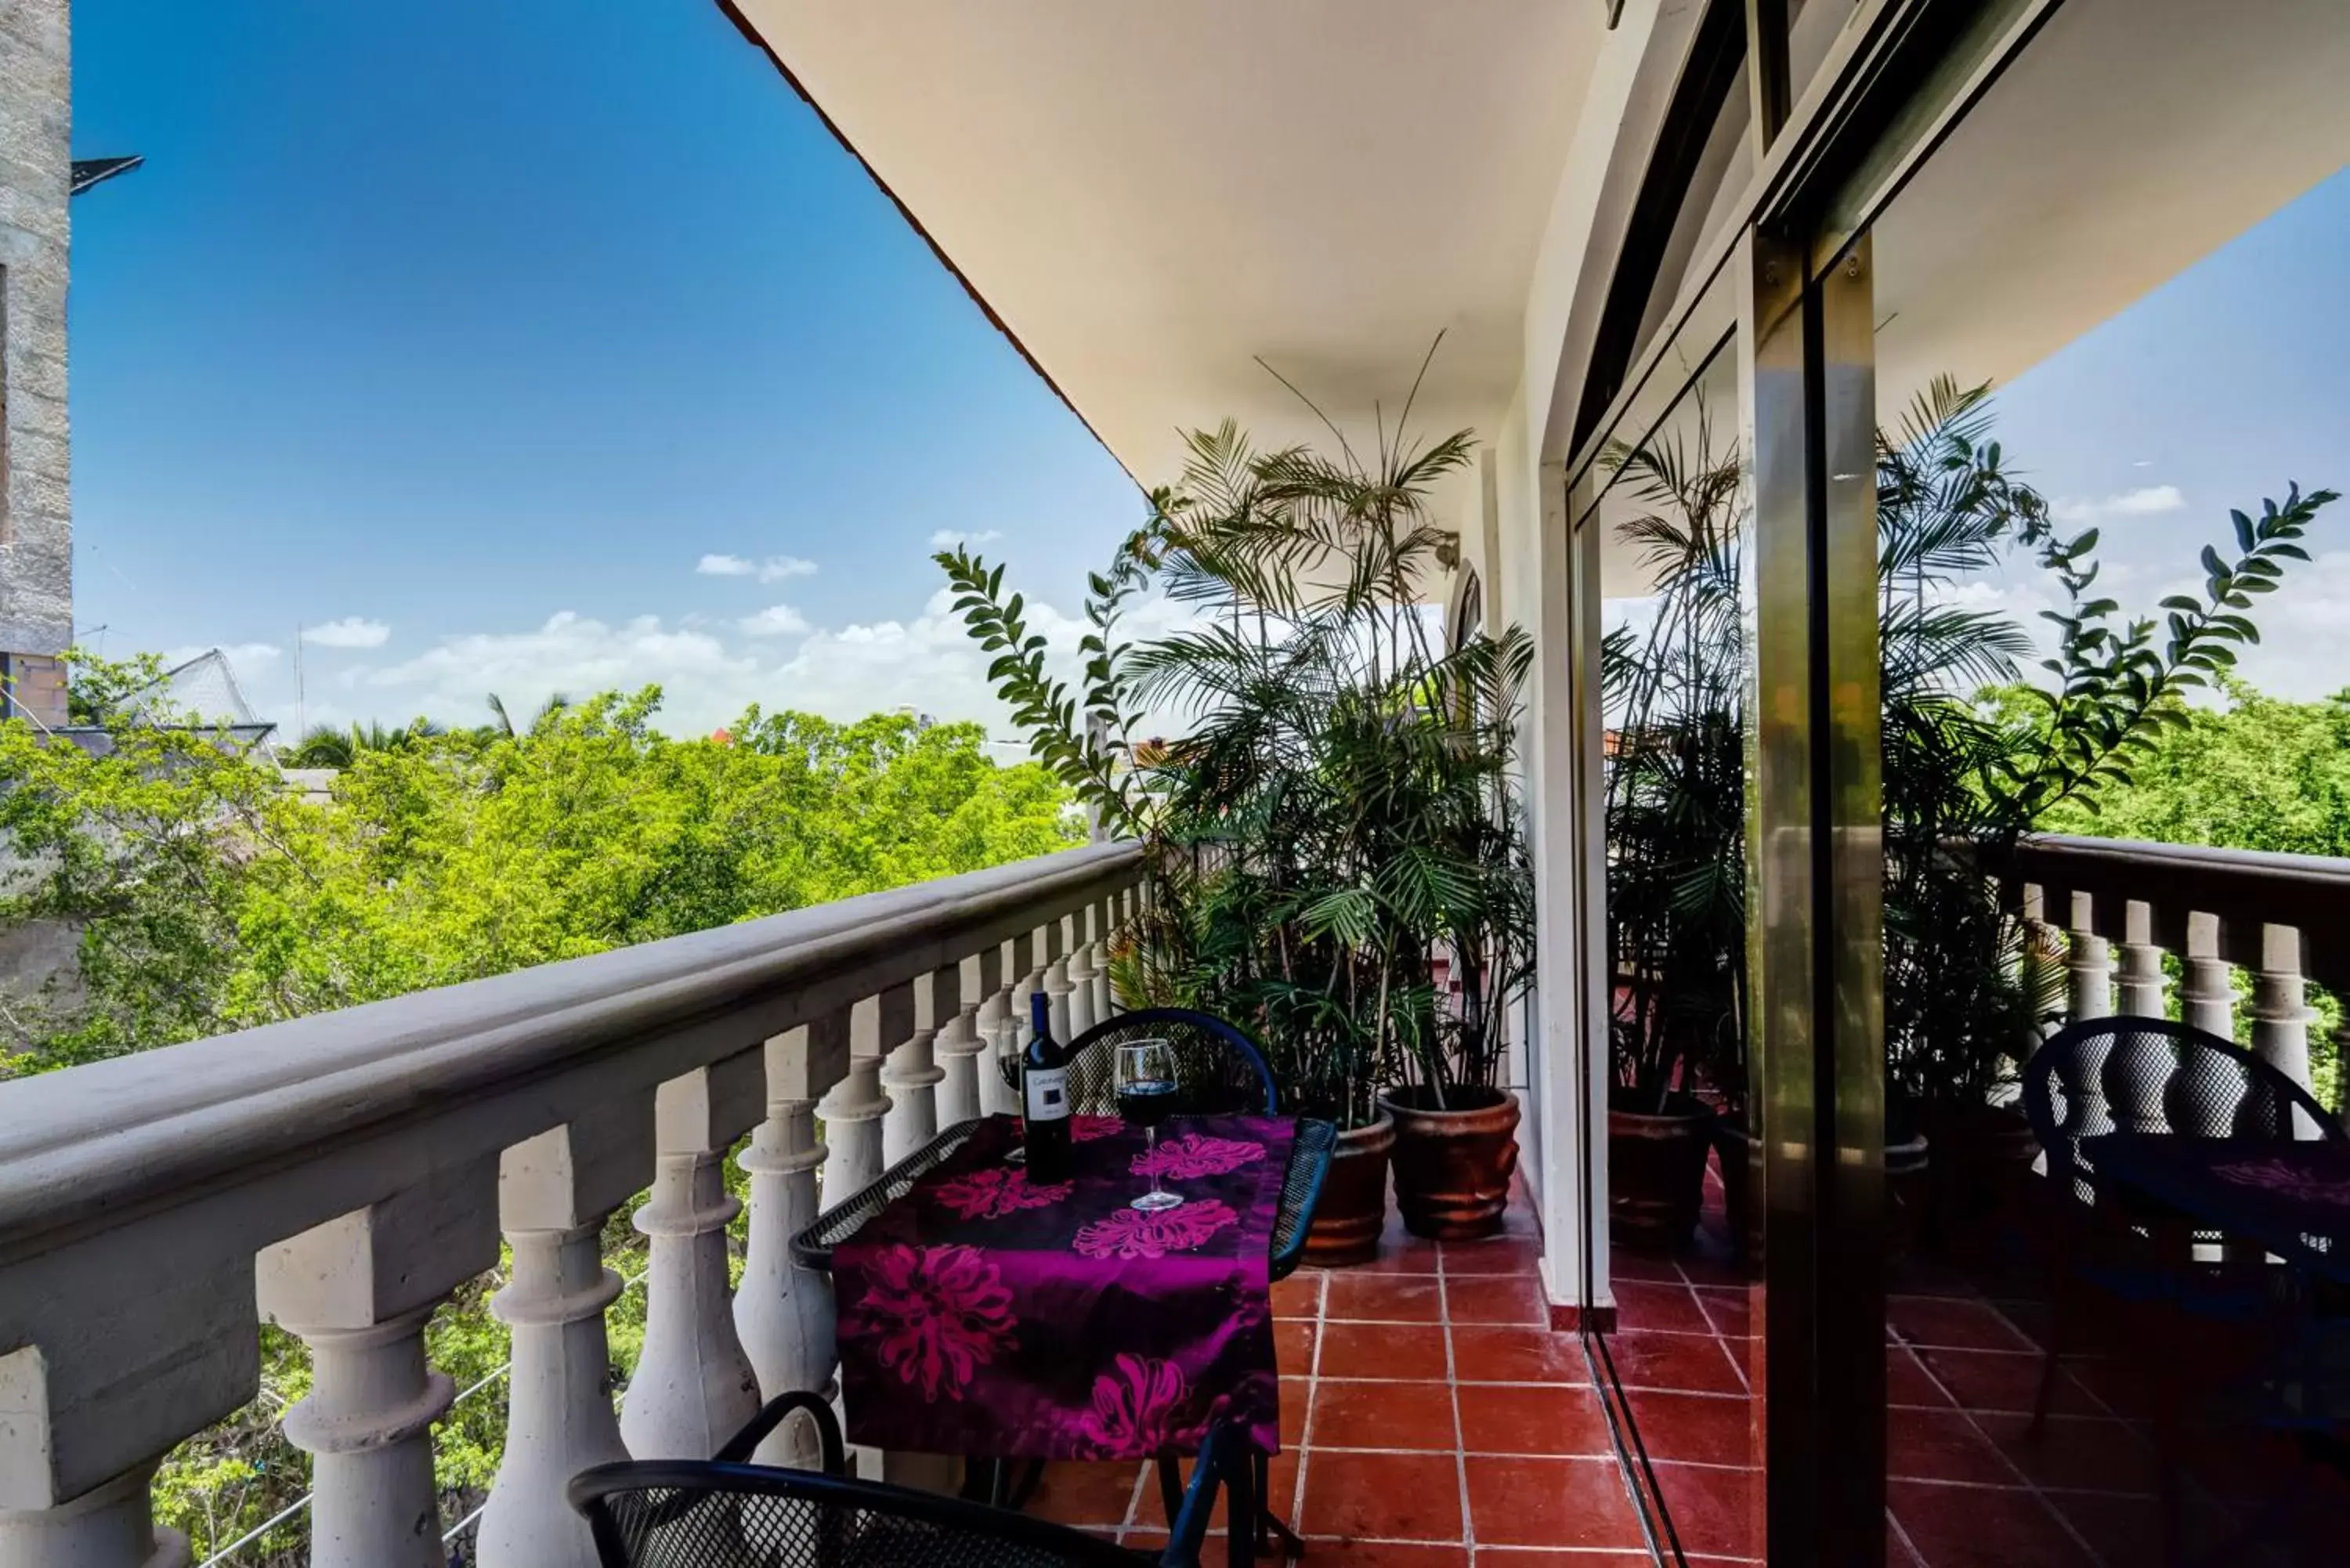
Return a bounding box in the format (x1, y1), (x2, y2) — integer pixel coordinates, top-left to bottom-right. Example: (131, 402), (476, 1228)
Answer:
(1039, 919), (1074, 1044)
(2250, 923), (2317, 1132)
(819, 997), (896, 1211)
(0, 1465), (189, 1568)
(736, 1017), (850, 1469)
(2065, 891), (2113, 1026)
(2179, 912), (2236, 1041)
(985, 933), (1034, 1117)
(1091, 895), (1118, 1022)
(478, 1108), (649, 1568)
(620, 1056), (765, 1460)
(937, 948), (1000, 1127)
(2116, 900), (2168, 1018)
(882, 974), (950, 1165)
(1008, 934), (1042, 1061)
(1065, 910), (1101, 1042)
(257, 1165), (501, 1568)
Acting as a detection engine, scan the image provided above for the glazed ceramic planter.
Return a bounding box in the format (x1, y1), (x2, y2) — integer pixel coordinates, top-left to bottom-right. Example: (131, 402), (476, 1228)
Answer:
(1381, 1086), (1521, 1241)
(1608, 1091), (1716, 1252)
(1303, 1112), (1396, 1266)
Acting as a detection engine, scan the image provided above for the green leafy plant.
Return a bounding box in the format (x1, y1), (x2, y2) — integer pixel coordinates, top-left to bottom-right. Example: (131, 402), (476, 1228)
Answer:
(942, 411), (1535, 1125)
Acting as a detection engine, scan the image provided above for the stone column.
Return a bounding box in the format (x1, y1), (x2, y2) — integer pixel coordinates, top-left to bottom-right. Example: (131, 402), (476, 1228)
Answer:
(937, 948), (1000, 1128)
(984, 933), (1033, 1118)
(0, 1466), (189, 1568)
(736, 1018), (848, 1469)
(2251, 924), (2317, 1129)
(257, 1167), (500, 1568)
(1065, 916), (1101, 1042)
(2179, 912), (2237, 1041)
(620, 1057), (764, 1460)
(477, 1112), (647, 1568)
(882, 975), (949, 1165)
(819, 999), (894, 1211)
(1041, 917), (1075, 1046)
(2116, 900), (2168, 1019)
(1090, 896), (1118, 1022)
(2065, 891), (2113, 1026)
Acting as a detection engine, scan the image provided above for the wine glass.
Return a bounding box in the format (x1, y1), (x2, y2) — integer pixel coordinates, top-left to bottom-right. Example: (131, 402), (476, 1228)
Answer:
(1116, 1038), (1184, 1212)
(996, 1051), (1027, 1165)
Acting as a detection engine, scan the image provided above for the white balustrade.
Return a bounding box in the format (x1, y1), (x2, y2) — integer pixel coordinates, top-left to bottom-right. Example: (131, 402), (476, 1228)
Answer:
(1042, 919), (1075, 1046)
(2248, 923), (2315, 1133)
(257, 1165), (501, 1568)
(479, 1111), (647, 1568)
(1090, 896), (1118, 1022)
(1065, 913), (1101, 1041)
(736, 1018), (849, 1469)
(620, 1060), (764, 1461)
(0, 846), (1143, 1568)
(882, 970), (954, 1165)
(986, 932), (1033, 1117)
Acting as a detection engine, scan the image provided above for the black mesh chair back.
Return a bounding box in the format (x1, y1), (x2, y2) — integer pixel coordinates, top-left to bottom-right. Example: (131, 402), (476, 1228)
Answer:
(2023, 1015), (2345, 1205)
(1061, 1007), (1278, 1119)
(571, 1392), (1217, 1568)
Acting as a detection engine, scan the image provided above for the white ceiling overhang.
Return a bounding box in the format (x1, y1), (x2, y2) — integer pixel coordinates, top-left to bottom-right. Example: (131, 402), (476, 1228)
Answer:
(726, 2), (1607, 495)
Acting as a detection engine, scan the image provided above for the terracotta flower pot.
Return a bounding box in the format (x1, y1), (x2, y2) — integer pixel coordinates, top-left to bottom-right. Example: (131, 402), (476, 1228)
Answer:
(1303, 1112), (1395, 1266)
(1381, 1086), (1521, 1241)
(1609, 1091), (1715, 1252)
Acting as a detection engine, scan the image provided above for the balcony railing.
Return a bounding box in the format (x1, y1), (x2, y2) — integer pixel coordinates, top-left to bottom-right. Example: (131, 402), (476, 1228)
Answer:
(0, 842), (1144, 1568)
(2003, 831), (2349, 1100)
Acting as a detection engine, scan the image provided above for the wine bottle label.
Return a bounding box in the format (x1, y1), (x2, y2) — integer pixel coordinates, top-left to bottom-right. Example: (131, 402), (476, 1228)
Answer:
(1024, 1064), (1070, 1122)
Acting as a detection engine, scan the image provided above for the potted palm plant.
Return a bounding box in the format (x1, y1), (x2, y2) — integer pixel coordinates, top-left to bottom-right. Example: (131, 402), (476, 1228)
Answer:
(941, 394), (1536, 1259)
(1600, 425), (1745, 1252)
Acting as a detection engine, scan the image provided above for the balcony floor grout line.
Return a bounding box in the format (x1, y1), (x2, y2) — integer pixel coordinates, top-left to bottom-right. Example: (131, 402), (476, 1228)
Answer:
(1438, 1240), (1478, 1558)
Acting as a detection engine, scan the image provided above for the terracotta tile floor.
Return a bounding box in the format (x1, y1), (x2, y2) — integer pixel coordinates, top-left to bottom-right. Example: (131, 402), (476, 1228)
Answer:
(1035, 1201), (1658, 1563)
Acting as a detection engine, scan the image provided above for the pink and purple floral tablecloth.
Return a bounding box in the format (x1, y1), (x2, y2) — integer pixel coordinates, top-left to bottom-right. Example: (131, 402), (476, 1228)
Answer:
(834, 1112), (1294, 1459)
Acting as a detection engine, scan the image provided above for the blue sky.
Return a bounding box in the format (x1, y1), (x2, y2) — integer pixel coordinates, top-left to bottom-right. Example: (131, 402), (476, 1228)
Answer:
(65, 2), (2350, 735)
(68, 0), (1139, 736)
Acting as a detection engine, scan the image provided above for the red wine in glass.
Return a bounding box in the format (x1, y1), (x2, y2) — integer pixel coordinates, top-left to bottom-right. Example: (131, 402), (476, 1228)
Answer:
(1117, 1039), (1184, 1212)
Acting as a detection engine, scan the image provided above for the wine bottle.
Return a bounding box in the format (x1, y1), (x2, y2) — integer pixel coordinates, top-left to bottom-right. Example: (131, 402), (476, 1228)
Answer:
(1021, 990), (1073, 1181)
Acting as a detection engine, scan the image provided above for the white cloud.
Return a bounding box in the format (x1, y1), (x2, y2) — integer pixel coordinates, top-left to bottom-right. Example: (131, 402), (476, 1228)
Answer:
(2107, 485), (2186, 515)
(737, 604), (811, 639)
(303, 616), (392, 649)
(696, 553), (818, 583)
(929, 529), (1003, 549)
(2052, 484), (2186, 523)
(366, 612), (772, 736)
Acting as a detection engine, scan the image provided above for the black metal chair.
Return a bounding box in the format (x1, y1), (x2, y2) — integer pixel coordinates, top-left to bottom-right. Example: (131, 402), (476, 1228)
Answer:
(1061, 1007), (1278, 1119)
(569, 1392), (1229, 1568)
(2021, 1016), (2347, 1433)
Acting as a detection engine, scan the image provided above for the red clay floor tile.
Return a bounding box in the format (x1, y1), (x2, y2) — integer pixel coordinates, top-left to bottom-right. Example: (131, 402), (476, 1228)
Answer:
(1271, 1270), (1326, 1319)
(1607, 1248), (1686, 1283)
(1887, 1407), (2026, 1486)
(1311, 1378), (1460, 1451)
(1325, 1272), (1446, 1324)
(1473, 1553), (1654, 1566)
(1911, 1346), (2100, 1417)
(1444, 1237), (1548, 1276)
(1889, 1345), (1955, 1407)
(1446, 1274), (1551, 1326)
(2043, 1489), (2165, 1566)
(1973, 1411), (2159, 1495)
(1622, 1389), (1753, 1467)
(1612, 1278), (1715, 1335)
(1889, 1294), (2039, 1353)
(1025, 1461), (1145, 1527)
(1465, 1454), (1649, 1550)
(1319, 1320), (1452, 1382)
(1692, 1284), (1752, 1340)
(1452, 1324), (1590, 1385)
(1306, 1545), (1468, 1567)
(1275, 1318), (1318, 1377)
(1598, 1329), (1744, 1394)
(1298, 1448), (1466, 1542)
(1455, 1382), (1614, 1457)
(1888, 1479), (2097, 1568)
(1647, 1461), (1758, 1560)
